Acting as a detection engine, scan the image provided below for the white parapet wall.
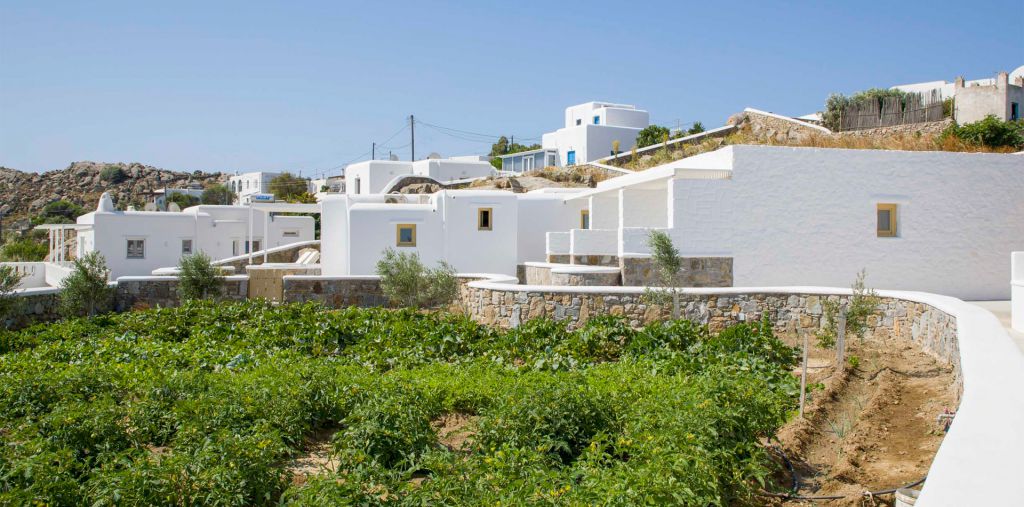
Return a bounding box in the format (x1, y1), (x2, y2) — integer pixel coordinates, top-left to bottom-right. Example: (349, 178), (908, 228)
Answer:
(1013, 252), (1024, 332)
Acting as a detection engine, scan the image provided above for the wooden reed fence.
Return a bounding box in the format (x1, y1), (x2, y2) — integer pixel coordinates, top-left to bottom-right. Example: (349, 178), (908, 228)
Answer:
(840, 90), (945, 131)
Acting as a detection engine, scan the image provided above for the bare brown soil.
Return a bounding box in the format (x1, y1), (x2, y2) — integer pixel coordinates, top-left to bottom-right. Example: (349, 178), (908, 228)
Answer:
(286, 427), (340, 486)
(431, 412), (478, 452)
(769, 334), (957, 506)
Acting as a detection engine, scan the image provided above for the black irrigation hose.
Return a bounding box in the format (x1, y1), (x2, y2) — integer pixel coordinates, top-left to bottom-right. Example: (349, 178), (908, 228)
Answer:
(760, 441), (926, 501)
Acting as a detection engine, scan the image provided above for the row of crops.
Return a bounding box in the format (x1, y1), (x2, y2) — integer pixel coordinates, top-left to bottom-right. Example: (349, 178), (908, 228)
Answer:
(0, 301), (798, 505)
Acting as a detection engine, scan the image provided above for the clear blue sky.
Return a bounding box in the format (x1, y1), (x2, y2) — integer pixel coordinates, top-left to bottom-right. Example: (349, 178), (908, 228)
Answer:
(2, 0), (1021, 176)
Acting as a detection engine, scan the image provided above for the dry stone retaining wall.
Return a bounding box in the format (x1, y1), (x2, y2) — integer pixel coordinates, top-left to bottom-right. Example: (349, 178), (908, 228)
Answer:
(461, 285), (960, 381)
(3, 289), (62, 329)
(282, 276), (388, 308)
(620, 256), (733, 287)
(115, 277), (248, 311)
(837, 119), (952, 138)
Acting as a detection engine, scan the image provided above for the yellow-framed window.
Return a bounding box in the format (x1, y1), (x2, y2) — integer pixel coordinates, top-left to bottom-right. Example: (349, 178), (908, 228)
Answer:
(396, 224), (417, 247)
(478, 208), (493, 231)
(876, 203), (897, 237)
(580, 209), (590, 230)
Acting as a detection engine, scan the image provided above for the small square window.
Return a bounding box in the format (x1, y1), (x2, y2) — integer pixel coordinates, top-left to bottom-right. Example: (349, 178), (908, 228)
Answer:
(127, 239), (145, 259)
(478, 208), (493, 230)
(593, 115), (600, 125)
(580, 210), (590, 229)
(396, 224), (417, 247)
(877, 203), (898, 237)
(181, 239), (193, 255)
(575, 119), (581, 126)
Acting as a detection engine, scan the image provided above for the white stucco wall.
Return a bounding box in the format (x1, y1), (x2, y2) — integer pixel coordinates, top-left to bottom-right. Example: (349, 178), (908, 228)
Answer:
(77, 205), (313, 279)
(344, 161), (414, 196)
(412, 159), (494, 182)
(668, 146), (1024, 300)
(1013, 252), (1024, 332)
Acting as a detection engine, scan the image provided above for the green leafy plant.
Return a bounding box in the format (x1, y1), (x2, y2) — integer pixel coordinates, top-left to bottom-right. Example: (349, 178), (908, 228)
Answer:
(177, 252), (224, 301)
(58, 252), (114, 317)
(31, 200), (85, 226)
(0, 301), (797, 505)
(165, 192), (200, 210)
(1, 236), (48, 261)
(99, 164), (128, 183)
(268, 172), (311, 201)
(941, 115), (1024, 149)
(636, 125), (671, 148)
(687, 121), (705, 135)
(376, 248), (458, 309)
(201, 184), (235, 205)
(816, 269), (880, 348)
(641, 230), (684, 318)
(0, 265), (25, 327)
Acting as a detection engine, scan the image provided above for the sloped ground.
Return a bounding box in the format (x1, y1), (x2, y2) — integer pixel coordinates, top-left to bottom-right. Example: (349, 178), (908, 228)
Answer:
(770, 334), (957, 505)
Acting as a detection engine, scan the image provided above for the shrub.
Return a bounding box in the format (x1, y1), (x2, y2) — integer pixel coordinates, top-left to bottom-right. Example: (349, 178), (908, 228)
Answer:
(99, 164), (127, 183)
(201, 184), (235, 205)
(31, 200), (85, 226)
(817, 269), (880, 348)
(1, 237), (48, 261)
(376, 248), (458, 309)
(177, 252), (224, 300)
(642, 230), (683, 318)
(822, 88), (908, 131)
(165, 192), (199, 210)
(0, 265), (24, 327)
(58, 252), (114, 317)
(268, 172), (311, 201)
(941, 115), (1024, 149)
(636, 125), (671, 148)
(687, 121), (705, 135)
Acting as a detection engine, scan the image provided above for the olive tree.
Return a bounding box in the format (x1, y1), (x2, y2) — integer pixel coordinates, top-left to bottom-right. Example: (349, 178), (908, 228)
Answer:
(177, 252), (224, 300)
(59, 252), (115, 317)
(376, 248), (458, 309)
(642, 230), (684, 319)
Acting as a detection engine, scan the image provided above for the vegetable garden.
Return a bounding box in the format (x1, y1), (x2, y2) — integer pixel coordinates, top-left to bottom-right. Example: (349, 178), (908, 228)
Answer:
(0, 301), (798, 505)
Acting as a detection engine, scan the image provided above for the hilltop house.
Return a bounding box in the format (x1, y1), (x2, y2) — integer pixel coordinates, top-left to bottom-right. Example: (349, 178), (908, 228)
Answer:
(344, 156), (494, 195)
(499, 102), (650, 171)
(229, 171), (296, 204)
(892, 65), (1024, 123)
(72, 193), (314, 279)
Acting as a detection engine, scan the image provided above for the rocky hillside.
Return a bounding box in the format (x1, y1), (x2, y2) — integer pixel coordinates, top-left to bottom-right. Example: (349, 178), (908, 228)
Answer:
(0, 161), (227, 230)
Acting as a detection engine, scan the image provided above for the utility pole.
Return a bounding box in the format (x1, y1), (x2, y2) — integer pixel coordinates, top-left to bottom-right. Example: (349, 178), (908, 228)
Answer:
(409, 115), (415, 161)
(372, 142), (376, 161)
(510, 135), (514, 151)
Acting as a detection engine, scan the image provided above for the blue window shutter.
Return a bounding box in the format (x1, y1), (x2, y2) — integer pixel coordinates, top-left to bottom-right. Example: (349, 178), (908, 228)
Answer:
(593, 115), (600, 124)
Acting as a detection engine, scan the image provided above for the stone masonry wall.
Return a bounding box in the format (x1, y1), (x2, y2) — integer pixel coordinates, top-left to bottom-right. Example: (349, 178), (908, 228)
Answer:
(4, 290), (61, 330)
(620, 257), (733, 287)
(461, 286), (960, 382)
(115, 278), (248, 311)
(838, 119), (952, 138)
(282, 277), (388, 308)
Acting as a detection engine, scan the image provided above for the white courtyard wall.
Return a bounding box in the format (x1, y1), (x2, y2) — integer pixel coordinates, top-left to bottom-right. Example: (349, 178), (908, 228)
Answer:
(670, 146), (1024, 300)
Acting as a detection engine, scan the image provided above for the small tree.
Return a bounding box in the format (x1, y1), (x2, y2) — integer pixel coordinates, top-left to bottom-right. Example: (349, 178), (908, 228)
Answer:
(0, 265), (25, 328)
(201, 184), (235, 205)
(1, 237), (48, 261)
(177, 252), (224, 300)
(31, 200), (85, 226)
(166, 193), (200, 210)
(268, 172), (311, 201)
(816, 269), (880, 349)
(59, 252), (114, 318)
(642, 230), (684, 319)
(100, 165), (128, 183)
(376, 248), (458, 309)
(636, 125), (671, 148)
(687, 121), (705, 135)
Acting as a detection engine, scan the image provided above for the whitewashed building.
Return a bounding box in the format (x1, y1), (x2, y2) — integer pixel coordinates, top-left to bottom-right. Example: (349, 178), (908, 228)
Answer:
(344, 156), (494, 196)
(320, 189), (587, 276)
(547, 145), (1024, 300)
(500, 102), (650, 171)
(73, 193), (315, 279)
(229, 171), (300, 204)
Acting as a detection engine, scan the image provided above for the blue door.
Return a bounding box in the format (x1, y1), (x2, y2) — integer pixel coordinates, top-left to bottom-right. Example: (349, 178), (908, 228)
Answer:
(567, 150), (576, 165)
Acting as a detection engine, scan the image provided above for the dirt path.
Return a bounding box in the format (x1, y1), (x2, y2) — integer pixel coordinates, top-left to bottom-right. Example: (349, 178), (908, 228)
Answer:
(771, 334), (957, 505)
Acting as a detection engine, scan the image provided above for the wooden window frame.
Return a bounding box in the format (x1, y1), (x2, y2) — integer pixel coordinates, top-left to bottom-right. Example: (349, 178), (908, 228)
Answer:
(876, 203), (898, 237)
(580, 209), (590, 229)
(478, 208), (493, 231)
(396, 224), (417, 247)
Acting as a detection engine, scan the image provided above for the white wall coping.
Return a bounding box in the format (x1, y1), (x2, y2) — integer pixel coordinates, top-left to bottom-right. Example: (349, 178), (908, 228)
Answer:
(523, 262), (619, 274)
(115, 275), (249, 282)
(211, 240), (320, 266)
(461, 272), (1024, 506)
(12, 286), (63, 296)
(244, 263), (321, 270)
